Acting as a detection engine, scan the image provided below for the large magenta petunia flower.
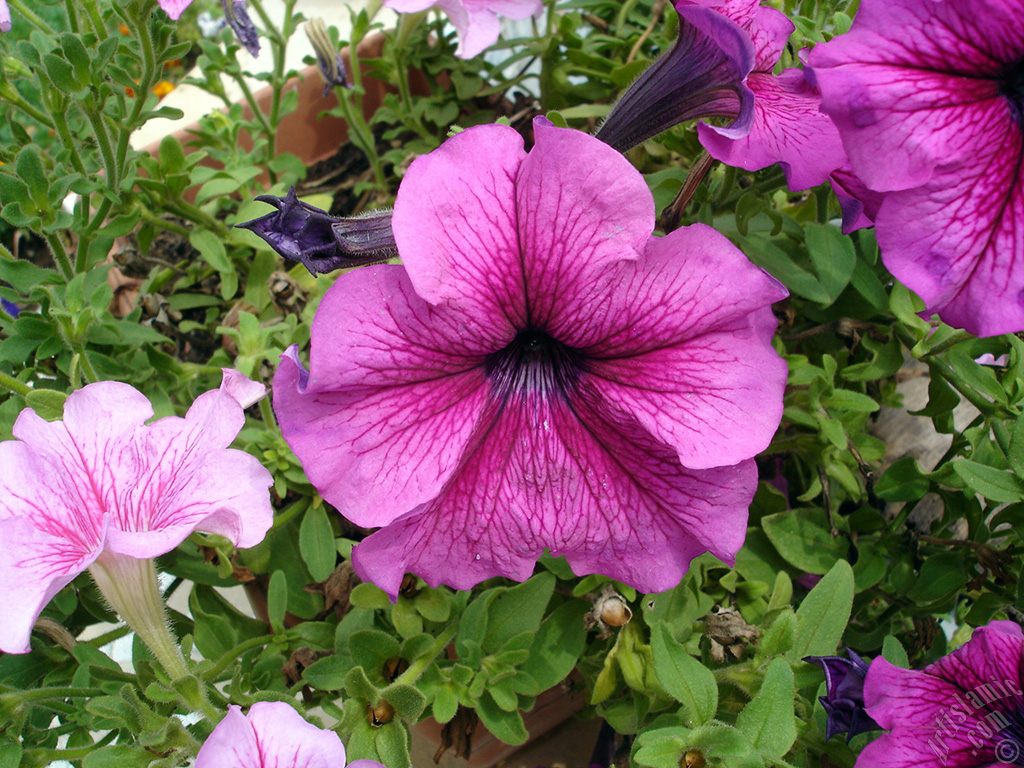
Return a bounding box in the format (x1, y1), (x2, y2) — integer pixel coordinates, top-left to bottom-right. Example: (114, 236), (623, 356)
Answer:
(809, 0), (1024, 337)
(274, 119), (788, 597)
(0, 373), (273, 654)
(860, 621), (1024, 767)
(194, 702), (384, 768)
(382, 0), (543, 59)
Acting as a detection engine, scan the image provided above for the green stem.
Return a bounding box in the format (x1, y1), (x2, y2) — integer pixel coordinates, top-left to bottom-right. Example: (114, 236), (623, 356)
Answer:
(0, 371), (31, 396)
(394, 624), (457, 686)
(86, 624), (133, 648)
(165, 199), (227, 235)
(86, 108), (120, 189)
(73, 345), (100, 384)
(4, 686), (104, 704)
(5, 0), (55, 32)
(45, 233), (75, 281)
(334, 87), (387, 190)
(232, 73), (276, 145)
(915, 328), (975, 359)
(1, 88), (56, 128)
(138, 207), (191, 237)
(25, 733), (118, 762)
(202, 634), (277, 682)
(270, 497), (310, 530)
(113, 13), (158, 178)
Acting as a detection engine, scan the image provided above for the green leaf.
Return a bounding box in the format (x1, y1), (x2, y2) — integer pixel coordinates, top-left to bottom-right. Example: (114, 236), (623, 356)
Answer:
(650, 623), (718, 724)
(482, 572), (555, 653)
(953, 460), (1024, 503)
(188, 585), (267, 660)
(804, 222), (857, 306)
(875, 456), (931, 502)
(1008, 416), (1024, 478)
(267, 569), (288, 634)
(24, 388), (67, 421)
(303, 654), (348, 691)
(790, 560), (854, 659)
(349, 582), (391, 610)
(735, 657), (796, 759)
(82, 745), (152, 768)
(515, 599), (588, 695)
(881, 635), (909, 668)
(762, 509), (848, 574)
(299, 505), (337, 582)
(474, 692), (528, 745)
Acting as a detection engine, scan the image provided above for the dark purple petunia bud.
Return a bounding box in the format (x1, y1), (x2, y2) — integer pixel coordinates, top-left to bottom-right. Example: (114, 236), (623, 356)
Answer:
(304, 19), (350, 96)
(594, 3), (754, 154)
(1, 298), (19, 318)
(222, 0), (260, 57)
(805, 649), (882, 743)
(236, 187), (397, 276)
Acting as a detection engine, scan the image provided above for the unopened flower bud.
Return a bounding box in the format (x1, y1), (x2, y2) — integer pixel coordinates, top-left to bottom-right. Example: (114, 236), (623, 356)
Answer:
(682, 749), (705, 768)
(236, 187), (398, 276)
(305, 18), (349, 95)
(368, 699), (395, 727)
(222, 0), (260, 57)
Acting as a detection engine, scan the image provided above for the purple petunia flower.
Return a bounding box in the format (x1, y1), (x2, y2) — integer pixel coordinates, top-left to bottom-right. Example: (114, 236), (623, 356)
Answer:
(597, 0), (847, 192)
(0, 372), (273, 653)
(382, 0), (543, 59)
(860, 621), (1024, 767)
(805, 649), (881, 743)
(195, 702), (385, 768)
(689, 0), (847, 191)
(1, 297), (19, 318)
(595, 2), (755, 154)
(236, 187), (397, 275)
(274, 118), (788, 597)
(808, 0), (1024, 337)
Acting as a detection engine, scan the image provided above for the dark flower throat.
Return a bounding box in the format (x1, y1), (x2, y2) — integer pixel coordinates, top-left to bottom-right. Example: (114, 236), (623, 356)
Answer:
(998, 56), (1024, 126)
(484, 329), (586, 400)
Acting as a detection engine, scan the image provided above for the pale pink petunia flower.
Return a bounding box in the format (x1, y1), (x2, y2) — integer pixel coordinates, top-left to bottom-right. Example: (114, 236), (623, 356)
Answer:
(809, 0), (1024, 337)
(382, 0), (543, 59)
(0, 371), (274, 654)
(0, 0), (11, 32)
(194, 702), (385, 768)
(274, 119), (788, 597)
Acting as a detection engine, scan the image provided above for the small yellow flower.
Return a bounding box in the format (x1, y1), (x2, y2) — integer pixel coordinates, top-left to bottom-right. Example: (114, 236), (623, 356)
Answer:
(152, 80), (175, 98)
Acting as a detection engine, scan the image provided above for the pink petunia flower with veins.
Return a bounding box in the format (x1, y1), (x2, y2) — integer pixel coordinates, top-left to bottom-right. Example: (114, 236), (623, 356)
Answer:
(0, 371), (273, 657)
(194, 701), (386, 768)
(274, 118), (788, 598)
(382, 0), (543, 59)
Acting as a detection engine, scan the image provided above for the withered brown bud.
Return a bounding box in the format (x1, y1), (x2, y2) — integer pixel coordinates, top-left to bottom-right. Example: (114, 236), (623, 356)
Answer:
(600, 595), (633, 627)
(368, 700), (395, 727)
(683, 749), (705, 768)
(399, 573), (421, 599)
(382, 656), (409, 682)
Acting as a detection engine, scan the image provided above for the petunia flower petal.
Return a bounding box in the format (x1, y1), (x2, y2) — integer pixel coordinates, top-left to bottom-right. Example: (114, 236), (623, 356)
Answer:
(273, 266), (492, 528)
(352, 385), (755, 597)
(0, 515), (101, 652)
(873, 122), (1024, 337)
(392, 123), (527, 340)
(698, 69), (847, 191)
(514, 118), (654, 327)
(565, 223), (787, 469)
(808, 0), (1024, 193)
(194, 702), (350, 768)
(157, 0), (193, 19)
(220, 368), (267, 409)
(595, 3), (754, 153)
(682, 0), (793, 71)
(383, 0), (542, 59)
(829, 164), (885, 234)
